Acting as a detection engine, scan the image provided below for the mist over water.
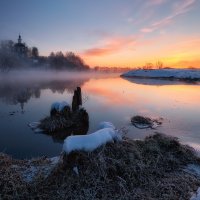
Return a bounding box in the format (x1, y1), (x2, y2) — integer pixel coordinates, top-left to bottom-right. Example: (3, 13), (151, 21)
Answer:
(0, 70), (120, 82)
(0, 70), (200, 158)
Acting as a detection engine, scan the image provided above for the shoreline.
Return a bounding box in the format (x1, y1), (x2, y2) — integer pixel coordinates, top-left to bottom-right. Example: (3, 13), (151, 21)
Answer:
(121, 69), (200, 83)
(121, 74), (200, 82)
(1, 133), (200, 199)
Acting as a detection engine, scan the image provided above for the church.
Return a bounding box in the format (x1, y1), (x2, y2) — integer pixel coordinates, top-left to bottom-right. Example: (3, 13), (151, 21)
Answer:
(14, 35), (28, 57)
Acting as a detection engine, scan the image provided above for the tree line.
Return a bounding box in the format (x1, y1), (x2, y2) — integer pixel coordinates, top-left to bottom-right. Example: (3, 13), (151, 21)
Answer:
(0, 40), (90, 72)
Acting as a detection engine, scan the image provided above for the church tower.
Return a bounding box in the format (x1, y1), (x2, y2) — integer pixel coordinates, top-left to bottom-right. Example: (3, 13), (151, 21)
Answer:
(18, 34), (22, 44)
(14, 34), (27, 57)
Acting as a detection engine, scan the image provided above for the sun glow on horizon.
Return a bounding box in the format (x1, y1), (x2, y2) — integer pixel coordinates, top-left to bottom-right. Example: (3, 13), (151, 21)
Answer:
(1, 0), (200, 69)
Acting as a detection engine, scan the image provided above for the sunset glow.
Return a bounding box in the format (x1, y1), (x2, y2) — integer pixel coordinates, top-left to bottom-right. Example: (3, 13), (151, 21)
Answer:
(0, 0), (200, 68)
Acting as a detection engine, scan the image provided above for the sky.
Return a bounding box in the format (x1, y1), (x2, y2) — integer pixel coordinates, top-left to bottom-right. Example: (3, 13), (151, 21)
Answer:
(0, 0), (200, 68)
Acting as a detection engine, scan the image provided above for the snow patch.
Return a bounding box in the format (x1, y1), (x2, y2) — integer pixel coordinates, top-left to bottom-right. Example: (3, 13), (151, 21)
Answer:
(63, 127), (121, 154)
(122, 69), (200, 80)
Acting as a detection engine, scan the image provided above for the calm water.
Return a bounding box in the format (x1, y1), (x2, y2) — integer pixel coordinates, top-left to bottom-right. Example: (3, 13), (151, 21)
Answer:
(0, 72), (200, 158)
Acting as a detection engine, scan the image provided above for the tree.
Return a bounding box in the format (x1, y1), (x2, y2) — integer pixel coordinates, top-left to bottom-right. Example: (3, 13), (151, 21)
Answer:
(155, 61), (163, 69)
(143, 62), (153, 70)
(32, 47), (39, 58)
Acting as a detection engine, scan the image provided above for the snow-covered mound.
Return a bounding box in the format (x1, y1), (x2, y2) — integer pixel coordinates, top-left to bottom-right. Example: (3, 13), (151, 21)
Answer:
(51, 101), (70, 112)
(63, 123), (121, 154)
(98, 121), (115, 130)
(121, 69), (200, 80)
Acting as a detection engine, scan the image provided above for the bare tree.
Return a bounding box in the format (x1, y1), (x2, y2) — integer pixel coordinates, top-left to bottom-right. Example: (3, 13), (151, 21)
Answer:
(155, 61), (163, 69)
(32, 47), (39, 58)
(143, 62), (154, 70)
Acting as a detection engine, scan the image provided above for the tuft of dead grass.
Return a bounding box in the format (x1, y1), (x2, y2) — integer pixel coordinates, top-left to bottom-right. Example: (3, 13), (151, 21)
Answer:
(1, 133), (200, 199)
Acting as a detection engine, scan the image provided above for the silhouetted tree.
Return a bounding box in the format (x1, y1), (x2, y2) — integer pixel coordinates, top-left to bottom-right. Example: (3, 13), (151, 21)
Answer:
(155, 61), (163, 69)
(143, 63), (153, 70)
(32, 47), (39, 58)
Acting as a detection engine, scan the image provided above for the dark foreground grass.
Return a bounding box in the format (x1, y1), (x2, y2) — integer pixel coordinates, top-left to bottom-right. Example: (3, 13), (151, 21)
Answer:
(1, 133), (200, 199)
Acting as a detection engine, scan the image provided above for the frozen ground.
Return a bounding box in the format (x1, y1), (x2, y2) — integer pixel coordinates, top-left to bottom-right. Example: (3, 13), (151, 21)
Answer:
(122, 69), (200, 80)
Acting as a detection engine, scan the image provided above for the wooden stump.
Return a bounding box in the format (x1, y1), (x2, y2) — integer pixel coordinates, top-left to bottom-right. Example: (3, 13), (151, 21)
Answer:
(72, 87), (82, 112)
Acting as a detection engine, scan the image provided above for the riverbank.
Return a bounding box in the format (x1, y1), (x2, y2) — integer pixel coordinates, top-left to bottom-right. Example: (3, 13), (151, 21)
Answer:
(1, 133), (200, 199)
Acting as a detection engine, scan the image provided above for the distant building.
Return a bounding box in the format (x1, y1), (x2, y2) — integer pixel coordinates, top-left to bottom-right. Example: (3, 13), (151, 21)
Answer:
(14, 35), (28, 57)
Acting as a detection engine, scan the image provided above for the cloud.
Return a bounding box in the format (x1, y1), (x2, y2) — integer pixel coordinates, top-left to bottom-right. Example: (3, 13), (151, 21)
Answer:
(82, 36), (137, 57)
(148, 0), (166, 5)
(141, 0), (196, 33)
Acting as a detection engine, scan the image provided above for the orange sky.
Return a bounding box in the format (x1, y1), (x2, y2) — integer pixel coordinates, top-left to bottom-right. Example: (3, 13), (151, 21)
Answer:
(82, 33), (200, 69)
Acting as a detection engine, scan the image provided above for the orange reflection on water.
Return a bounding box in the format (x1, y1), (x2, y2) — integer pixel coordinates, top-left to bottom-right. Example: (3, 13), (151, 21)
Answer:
(83, 77), (200, 112)
(83, 77), (138, 105)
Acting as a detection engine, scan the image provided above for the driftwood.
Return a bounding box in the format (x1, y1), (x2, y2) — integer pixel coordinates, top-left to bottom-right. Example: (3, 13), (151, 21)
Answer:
(131, 115), (162, 129)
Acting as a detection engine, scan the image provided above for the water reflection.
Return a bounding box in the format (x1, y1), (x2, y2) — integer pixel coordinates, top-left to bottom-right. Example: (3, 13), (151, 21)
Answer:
(0, 78), (89, 112)
(123, 77), (200, 86)
(0, 73), (200, 158)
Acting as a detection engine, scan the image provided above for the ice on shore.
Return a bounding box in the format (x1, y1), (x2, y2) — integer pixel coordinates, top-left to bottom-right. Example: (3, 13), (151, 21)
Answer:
(28, 121), (41, 129)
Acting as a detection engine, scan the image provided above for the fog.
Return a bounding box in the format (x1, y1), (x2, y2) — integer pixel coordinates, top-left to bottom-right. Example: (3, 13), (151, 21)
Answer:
(0, 70), (120, 82)
(0, 70), (120, 105)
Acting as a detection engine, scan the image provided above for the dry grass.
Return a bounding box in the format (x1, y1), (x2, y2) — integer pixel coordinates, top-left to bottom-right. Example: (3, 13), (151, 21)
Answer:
(1, 133), (200, 199)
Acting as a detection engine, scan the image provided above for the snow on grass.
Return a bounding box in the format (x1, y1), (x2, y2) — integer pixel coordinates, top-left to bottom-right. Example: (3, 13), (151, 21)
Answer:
(121, 69), (200, 80)
(51, 102), (60, 111)
(63, 125), (121, 154)
(58, 101), (70, 112)
(98, 121), (115, 129)
(51, 101), (70, 112)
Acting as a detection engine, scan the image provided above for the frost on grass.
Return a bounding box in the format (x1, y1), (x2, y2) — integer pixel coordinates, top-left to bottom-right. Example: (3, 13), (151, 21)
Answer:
(12, 156), (61, 183)
(63, 124), (121, 154)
